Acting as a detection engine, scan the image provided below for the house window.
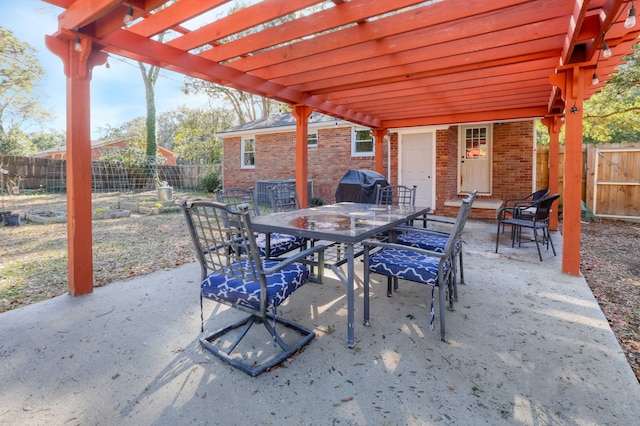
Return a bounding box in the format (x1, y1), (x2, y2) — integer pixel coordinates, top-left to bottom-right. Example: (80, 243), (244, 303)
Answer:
(352, 128), (374, 156)
(464, 127), (487, 159)
(241, 137), (255, 168)
(308, 131), (318, 147)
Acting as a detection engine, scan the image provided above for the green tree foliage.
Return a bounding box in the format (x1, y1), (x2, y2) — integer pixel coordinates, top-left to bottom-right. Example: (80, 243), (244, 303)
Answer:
(30, 130), (65, 152)
(0, 26), (52, 155)
(583, 47), (640, 144)
(172, 106), (233, 163)
(537, 44), (640, 145)
(96, 106), (230, 164)
(97, 117), (146, 146)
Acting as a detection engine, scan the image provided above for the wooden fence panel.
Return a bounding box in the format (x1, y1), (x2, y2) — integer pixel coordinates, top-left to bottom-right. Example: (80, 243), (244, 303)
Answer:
(592, 146), (640, 219)
(538, 144), (640, 219)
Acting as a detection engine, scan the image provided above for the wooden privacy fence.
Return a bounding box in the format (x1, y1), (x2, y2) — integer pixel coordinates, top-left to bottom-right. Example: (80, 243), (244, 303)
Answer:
(0, 156), (220, 193)
(536, 143), (640, 220)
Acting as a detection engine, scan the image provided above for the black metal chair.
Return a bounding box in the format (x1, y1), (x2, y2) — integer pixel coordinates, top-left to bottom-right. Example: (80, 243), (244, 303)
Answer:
(180, 199), (326, 376)
(375, 184), (416, 207)
(216, 187), (305, 257)
(267, 182), (301, 213)
(495, 193), (560, 261)
(362, 193), (474, 341)
(499, 188), (550, 232)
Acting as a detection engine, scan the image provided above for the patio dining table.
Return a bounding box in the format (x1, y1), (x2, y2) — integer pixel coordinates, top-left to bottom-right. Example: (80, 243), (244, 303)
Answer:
(251, 202), (431, 348)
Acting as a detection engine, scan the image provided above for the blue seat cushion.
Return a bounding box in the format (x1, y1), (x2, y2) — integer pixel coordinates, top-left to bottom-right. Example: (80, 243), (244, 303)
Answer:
(255, 233), (305, 257)
(368, 247), (450, 330)
(368, 247), (450, 286)
(202, 259), (309, 310)
(396, 231), (462, 254)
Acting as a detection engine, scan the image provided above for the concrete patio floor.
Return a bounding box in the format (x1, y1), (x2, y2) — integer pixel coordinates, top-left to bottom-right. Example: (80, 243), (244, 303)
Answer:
(1, 219), (638, 425)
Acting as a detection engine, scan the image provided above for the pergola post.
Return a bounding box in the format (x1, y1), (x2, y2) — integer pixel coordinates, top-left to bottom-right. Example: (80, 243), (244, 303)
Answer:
(541, 116), (562, 231)
(46, 35), (107, 295)
(372, 128), (387, 175)
(292, 105), (313, 207)
(551, 66), (590, 276)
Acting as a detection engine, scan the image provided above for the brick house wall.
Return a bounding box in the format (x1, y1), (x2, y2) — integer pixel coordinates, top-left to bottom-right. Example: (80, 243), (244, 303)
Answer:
(223, 127), (376, 203)
(223, 120), (535, 218)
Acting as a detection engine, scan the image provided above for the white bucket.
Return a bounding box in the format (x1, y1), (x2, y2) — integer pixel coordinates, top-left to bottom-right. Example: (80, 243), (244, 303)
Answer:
(157, 186), (173, 201)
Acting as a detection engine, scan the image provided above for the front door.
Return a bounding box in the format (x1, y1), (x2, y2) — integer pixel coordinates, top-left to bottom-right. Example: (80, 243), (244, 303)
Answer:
(400, 132), (434, 208)
(459, 124), (492, 193)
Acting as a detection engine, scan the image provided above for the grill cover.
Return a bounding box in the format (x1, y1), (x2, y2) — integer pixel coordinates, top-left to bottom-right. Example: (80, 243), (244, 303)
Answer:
(335, 170), (388, 203)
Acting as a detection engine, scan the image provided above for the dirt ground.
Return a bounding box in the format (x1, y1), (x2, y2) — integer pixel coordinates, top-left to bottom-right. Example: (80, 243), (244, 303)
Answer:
(1, 192), (639, 381)
(580, 218), (640, 382)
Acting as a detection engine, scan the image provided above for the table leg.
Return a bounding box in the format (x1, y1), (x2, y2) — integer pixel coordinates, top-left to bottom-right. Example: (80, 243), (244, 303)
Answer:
(346, 243), (355, 348)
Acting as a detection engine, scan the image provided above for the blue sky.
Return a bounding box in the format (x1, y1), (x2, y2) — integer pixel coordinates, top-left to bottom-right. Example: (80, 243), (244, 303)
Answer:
(2, 1), (211, 139)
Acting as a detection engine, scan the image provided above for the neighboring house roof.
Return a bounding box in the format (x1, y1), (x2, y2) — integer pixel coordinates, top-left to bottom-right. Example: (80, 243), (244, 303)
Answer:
(30, 139), (177, 158)
(219, 113), (355, 137)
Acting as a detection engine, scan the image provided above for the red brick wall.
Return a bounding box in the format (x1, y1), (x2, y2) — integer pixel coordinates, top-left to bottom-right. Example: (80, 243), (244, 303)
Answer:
(223, 121), (534, 216)
(223, 128), (376, 204)
(436, 122), (534, 219)
(492, 121), (535, 200)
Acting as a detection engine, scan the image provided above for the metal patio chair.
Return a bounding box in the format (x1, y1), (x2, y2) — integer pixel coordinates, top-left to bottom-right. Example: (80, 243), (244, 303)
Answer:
(394, 190), (477, 301)
(495, 193), (560, 261)
(216, 187), (305, 257)
(267, 182), (301, 213)
(375, 184), (417, 207)
(499, 188), (550, 232)
(362, 193), (474, 341)
(180, 199), (326, 376)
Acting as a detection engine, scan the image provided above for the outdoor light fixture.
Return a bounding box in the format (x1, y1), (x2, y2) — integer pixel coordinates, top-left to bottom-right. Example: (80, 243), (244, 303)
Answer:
(592, 72), (599, 85)
(74, 32), (82, 52)
(602, 40), (612, 58)
(625, 1), (637, 29)
(123, 3), (134, 25)
(570, 102), (580, 114)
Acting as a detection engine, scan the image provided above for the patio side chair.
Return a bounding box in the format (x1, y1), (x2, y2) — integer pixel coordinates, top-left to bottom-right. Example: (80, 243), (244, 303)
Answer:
(394, 190), (478, 300)
(216, 187), (305, 257)
(499, 188), (550, 232)
(180, 199), (326, 376)
(495, 193), (560, 261)
(267, 182), (301, 212)
(375, 184), (417, 207)
(362, 193), (474, 341)
(267, 182), (327, 281)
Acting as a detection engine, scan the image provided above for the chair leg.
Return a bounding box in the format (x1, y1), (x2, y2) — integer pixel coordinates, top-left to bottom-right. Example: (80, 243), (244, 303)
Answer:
(437, 284), (446, 341)
(387, 276), (393, 297)
(200, 313), (315, 377)
(533, 226), (543, 261)
(495, 221), (502, 253)
(546, 227), (557, 256)
(364, 248), (371, 326)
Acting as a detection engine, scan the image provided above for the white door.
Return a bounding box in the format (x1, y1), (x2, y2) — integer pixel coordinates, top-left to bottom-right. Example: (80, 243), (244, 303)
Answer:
(459, 124), (491, 193)
(400, 132), (434, 208)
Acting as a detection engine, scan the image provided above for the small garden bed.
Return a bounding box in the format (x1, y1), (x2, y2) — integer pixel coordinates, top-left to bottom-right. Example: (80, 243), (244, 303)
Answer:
(24, 209), (131, 224)
(118, 199), (180, 215)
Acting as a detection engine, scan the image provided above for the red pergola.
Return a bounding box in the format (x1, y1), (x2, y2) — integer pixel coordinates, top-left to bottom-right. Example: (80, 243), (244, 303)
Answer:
(42, 0), (640, 295)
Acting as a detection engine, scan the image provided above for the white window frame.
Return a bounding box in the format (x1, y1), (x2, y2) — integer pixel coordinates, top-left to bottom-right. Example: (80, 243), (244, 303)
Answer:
(241, 136), (256, 169)
(351, 127), (374, 157)
(307, 130), (318, 147)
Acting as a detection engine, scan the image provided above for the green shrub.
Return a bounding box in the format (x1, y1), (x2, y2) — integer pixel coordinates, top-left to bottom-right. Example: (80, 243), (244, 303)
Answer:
(310, 197), (324, 206)
(199, 168), (222, 193)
